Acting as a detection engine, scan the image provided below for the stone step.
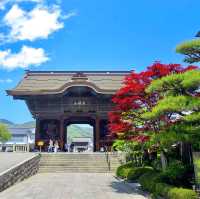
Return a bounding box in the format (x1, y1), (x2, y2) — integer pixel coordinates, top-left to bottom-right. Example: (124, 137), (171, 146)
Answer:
(39, 163), (108, 166)
(40, 155), (119, 159)
(38, 169), (114, 173)
(40, 159), (108, 162)
(40, 155), (120, 158)
(40, 158), (107, 161)
(40, 154), (107, 157)
(39, 163), (119, 166)
(39, 166), (110, 169)
(38, 153), (121, 173)
(38, 167), (117, 170)
(40, 160), (107, 163)
(38, 168), (115, 171)
(39, 162), (119, 165)
(40, 156), (108, 159)
(40, 157), (119, 160)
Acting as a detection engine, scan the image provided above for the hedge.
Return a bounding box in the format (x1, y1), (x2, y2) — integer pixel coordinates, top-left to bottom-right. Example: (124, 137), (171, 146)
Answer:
(138, 171), (162, 192)
(127, 167), (153, 181)
(139, 172), (198, 199)
(154, 183), (172, 197)
(116, 162), (153, 181)
(116, 162), (133, 178)
(167, 187), (198, 199)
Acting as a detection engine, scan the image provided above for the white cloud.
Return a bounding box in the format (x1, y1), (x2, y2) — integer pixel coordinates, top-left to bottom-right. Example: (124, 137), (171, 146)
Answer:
(3, 4), (75, 42)
(0, 45), (49, 70)
(0, 0), (42, 10)
(0, 78), (13, 83)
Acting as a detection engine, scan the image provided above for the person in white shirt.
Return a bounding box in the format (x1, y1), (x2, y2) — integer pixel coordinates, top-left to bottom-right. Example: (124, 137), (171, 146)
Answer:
(48, 139), (53, 152)
(54, 140), (59, 153)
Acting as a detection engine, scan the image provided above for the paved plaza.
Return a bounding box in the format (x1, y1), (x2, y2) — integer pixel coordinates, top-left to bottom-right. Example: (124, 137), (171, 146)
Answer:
(0, 153), (35, 173)
(0, 173), (148, 199)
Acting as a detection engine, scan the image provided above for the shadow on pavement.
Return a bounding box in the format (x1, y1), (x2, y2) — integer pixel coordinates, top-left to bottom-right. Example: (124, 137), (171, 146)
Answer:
(110, 179), (149, 198)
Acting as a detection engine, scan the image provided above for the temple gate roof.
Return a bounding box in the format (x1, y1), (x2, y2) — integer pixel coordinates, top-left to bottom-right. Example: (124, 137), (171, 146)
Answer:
(7, 71), (130, 96)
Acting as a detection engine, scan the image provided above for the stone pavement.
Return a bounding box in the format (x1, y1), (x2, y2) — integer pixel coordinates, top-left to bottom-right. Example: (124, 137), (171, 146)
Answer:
(0, 173), (148, 199)
(0, 153), (35, 173)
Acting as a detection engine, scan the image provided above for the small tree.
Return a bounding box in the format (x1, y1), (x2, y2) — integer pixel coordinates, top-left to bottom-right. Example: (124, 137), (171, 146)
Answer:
(109, 62), (196, 139)
(176, 39), (200, 63)
(0, 123), (11, 143)
(143, 70), (200, 164)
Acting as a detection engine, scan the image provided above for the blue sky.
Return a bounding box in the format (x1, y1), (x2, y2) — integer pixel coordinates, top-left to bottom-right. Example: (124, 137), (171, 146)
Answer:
(0, 0), (200, 123)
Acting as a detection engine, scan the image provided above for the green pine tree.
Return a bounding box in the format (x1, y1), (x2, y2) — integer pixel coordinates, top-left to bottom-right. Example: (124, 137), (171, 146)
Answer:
(176, 39), (200, 63)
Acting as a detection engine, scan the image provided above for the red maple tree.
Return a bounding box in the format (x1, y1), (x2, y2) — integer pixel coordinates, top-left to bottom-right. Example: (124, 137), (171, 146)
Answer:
(108, 62), (197, 143)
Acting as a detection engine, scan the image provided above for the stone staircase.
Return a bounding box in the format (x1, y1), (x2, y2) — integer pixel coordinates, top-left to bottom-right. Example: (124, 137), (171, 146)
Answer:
(38, 153), (121, 173)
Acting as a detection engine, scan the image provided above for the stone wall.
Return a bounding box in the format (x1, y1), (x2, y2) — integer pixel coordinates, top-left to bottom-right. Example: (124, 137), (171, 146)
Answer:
(0, 154), (40, 192)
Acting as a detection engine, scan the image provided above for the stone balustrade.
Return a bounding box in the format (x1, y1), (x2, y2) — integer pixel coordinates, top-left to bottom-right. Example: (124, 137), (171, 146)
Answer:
(0, 144), (30, 152)
(0, 154), (40, 192)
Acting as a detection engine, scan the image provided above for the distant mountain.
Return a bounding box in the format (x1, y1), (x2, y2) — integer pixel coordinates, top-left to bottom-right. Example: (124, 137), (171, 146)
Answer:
(15, 121), (36, 128)
(0, 119), (14, 126)
(0, 119), (35, 128)
(67, 124), (93, 142)
(0, 119), (93, 139)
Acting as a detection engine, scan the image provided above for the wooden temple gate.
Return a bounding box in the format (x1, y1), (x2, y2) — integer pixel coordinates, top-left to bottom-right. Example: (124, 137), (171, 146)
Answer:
(7, 71), (129, 151)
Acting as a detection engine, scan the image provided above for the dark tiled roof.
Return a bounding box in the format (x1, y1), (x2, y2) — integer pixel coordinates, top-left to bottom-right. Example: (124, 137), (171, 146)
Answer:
(7, 71), (129, 96)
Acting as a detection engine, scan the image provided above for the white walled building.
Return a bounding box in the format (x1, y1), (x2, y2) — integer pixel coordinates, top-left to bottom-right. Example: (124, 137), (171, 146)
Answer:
(6, 128), (35, 145)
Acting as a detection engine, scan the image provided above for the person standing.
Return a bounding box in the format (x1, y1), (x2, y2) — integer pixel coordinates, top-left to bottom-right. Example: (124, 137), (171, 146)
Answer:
(54, 140), (59, 153)
(48, 139), (53, 152)
(64, 142), (69, 152)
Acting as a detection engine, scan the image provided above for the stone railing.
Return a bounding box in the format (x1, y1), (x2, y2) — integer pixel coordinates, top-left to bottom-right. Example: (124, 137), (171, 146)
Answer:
(0, 144), (30, 152)
(0, 154), (40, 192)
(13, 144), (30, 152)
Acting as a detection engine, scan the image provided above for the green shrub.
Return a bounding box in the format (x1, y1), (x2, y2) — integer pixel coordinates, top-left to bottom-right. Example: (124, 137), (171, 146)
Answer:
(168, 187), (198, 199)
(154, 183), (172, 197)
(127, 167), (153, 181)
(138, 171), (162, 192)
(139, 169), (198, 199)
(116, 162), (133, 178)
(160, 161), (188, 186)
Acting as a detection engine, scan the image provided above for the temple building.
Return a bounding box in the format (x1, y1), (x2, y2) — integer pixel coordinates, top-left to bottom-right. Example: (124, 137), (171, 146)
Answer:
(7, 71), (129, 151)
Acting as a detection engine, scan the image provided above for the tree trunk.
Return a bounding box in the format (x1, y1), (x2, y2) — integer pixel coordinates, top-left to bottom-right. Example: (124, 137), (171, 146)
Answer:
(160, 151), (167, 171)
(180, 142), (193, 165)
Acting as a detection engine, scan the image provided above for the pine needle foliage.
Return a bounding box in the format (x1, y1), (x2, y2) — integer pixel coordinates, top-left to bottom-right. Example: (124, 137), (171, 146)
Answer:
(176, 39), (200, 63)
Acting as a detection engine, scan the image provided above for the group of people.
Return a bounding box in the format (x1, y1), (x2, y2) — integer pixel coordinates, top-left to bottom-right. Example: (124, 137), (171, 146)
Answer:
(48, 139), (59, 153)
(48, 139), (75, 153)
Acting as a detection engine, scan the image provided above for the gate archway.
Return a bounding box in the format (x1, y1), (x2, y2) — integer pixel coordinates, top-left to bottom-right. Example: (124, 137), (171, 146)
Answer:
(64, 117), (95, 151)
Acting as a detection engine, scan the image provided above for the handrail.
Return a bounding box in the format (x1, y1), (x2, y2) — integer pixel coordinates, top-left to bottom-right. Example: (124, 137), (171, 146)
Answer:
(104, 146), (111, 171)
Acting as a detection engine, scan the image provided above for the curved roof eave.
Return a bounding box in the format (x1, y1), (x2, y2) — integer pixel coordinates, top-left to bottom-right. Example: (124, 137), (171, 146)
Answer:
(7, 81), (117, 96)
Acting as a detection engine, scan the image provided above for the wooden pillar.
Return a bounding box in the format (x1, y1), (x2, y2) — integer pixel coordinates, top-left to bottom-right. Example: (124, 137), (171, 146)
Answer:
(95, 116), (100, 151)
(60, 117), (64, 150)
(35, 118), (40, 147)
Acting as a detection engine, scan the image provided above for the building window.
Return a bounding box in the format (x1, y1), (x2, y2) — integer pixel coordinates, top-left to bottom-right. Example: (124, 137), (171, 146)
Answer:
(10, 135), (26, 143)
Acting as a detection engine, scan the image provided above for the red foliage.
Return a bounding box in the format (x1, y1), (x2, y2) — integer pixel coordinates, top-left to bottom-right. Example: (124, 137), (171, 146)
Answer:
(108, 112), (132, 134)
(132, 135), (150, 143)
(108, 62), (197, 142)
